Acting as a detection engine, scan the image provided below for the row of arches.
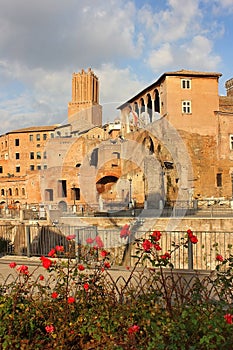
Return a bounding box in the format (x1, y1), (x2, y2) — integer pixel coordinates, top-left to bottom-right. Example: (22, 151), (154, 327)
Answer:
(132, 89), (160, 123)
(125, 89), (161, 129)
(1, 187), (26, 197)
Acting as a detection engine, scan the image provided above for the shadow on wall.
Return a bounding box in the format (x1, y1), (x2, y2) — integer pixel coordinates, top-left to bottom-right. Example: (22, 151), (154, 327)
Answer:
(14, 226), (74, 257)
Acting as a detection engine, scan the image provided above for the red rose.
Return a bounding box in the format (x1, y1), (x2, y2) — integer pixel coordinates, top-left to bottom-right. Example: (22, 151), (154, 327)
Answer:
(9, 262), (17, 268)
(154, 243), (162, 251)
(17, 265), (29, 274)
(151, 230), (161, 241)
(39, 275), (44, 281)
(78, 264), (85, 271)
(142, 239), (152, 252)
(66, 234), (76, 240)
(48, 248), (56, 257)
(86, 237), (94, 244)
(189, 235), (198, 244)
(216, 254), (224, 262)
(83, 283), (89, 291)
(40, 256), (53, 269)
(45, 325), (55, 333)
(51, 292), (58, 299)
(55, 245), (64, 252)
(95, 236), (104, 248)
(128, 324), (140, 334)
(187, 229), (193, 237)
(224, 314), (233, 324)
(67, 296), (75, 304)
(161, 252), (171, 260)
(100, 250), (108, 257)
(120, 224), (131, 239)
(104, 261), (111, 269)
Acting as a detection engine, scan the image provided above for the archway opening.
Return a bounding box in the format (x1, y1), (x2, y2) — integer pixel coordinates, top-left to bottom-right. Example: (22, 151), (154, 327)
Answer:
(96, 176), (118, 194)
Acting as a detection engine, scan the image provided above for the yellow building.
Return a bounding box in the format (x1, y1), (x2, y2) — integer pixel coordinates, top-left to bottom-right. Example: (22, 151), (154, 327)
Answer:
(118, 70), (233, 201)
(0, 126), (57, 208)
(0, 68), (233, 219)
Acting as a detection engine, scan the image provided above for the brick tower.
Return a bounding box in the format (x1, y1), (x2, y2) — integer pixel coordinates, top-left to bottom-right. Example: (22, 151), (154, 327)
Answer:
(68, 68), (102, 129)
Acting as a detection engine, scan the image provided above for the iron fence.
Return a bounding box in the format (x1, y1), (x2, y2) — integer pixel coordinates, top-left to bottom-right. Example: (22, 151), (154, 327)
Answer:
(0, 224), (233, 270)
(1, 198), (233, 220)
(0, 224), (232, 270)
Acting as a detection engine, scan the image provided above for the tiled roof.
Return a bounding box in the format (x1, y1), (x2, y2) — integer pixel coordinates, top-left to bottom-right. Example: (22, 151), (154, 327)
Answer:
(118, 69), (222, 109)
(8, 125), (59, 134)
(164, 69), (222, 77)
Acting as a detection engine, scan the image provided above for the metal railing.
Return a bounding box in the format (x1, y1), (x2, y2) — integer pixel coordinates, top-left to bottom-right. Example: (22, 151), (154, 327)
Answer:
(0, 224), (232, 270)
(1, 198), (233, 220)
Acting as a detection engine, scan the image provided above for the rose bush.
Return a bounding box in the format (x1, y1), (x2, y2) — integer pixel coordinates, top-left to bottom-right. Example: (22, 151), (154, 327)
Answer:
(0, 229), (232, 349)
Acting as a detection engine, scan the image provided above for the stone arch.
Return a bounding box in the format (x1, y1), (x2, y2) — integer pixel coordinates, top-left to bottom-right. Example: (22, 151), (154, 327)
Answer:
(147, 93), (153, 122)
(96, 175), (118, 194)
(154, 89), (160, 113)
(133, 102), (139, 116)
(140, 98), (145, 113)
(142, 136), (155, 155)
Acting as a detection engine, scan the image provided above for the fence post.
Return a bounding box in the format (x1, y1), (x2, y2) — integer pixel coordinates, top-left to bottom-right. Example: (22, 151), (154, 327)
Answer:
(188, 239), (193, 270)
(75, 229), (81, 262)
(26, 225), (31, 257)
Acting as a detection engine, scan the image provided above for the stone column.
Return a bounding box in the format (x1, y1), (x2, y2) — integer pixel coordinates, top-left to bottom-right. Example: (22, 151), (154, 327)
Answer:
(152, 99), (155, 122)
(144, 105), (149, 125)
(120, 108), (131, 136)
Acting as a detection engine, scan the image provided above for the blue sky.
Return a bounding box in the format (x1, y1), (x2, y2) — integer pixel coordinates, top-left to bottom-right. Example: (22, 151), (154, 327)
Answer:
(0, 0), (233, 133)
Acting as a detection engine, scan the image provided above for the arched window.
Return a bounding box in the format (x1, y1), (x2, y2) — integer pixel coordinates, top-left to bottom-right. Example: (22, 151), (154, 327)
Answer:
(140, 98), (145, 113)
(154, 89), (160, 113)
(147, 93), (152, 122)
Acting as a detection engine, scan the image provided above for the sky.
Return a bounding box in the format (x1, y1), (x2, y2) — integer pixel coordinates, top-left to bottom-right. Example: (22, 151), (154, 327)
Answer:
(0, 0), (233, 134)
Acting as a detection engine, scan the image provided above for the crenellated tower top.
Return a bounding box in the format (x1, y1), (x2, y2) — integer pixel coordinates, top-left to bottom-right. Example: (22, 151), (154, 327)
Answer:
(68, 68), (102, 127)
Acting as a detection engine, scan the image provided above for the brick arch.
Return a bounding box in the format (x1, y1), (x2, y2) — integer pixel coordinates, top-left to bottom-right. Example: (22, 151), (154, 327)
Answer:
(142, 136), (155, 155)
(96, 175), (118, 194)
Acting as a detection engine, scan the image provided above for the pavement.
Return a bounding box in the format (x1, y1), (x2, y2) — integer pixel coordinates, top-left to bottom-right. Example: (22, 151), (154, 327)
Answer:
(0, 254), (134, 286)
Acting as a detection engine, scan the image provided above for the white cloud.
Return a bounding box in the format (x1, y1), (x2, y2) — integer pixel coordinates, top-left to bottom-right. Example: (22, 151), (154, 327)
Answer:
(96, 63), (144, 122)
(184, 35), (221, 70)
(147, 44), (173, 72)
(211, 0), (233, 14)
(138, 0), (202, 44)
(0, 0), (231, 133)
(0, 0), (142, 70)
(0, 60), (144, 132)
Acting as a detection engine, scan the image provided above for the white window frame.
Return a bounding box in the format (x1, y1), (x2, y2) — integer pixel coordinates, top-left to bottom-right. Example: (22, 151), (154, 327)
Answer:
(181, 79), (191, 89)
(230, 134), (233, 150)
(182, 100), (192, 114)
